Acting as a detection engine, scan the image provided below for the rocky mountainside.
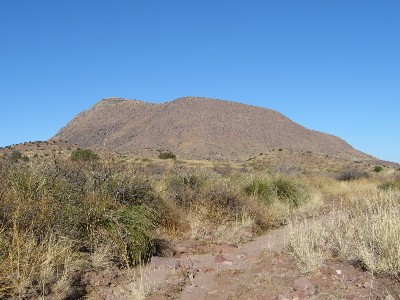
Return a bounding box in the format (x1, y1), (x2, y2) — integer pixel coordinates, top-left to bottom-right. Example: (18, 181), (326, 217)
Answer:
(52, 97), (369, 161)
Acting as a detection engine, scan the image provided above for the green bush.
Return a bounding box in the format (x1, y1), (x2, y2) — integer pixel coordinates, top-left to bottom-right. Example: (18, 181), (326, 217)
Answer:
(272, 177), (310, 207)
(70, 148), (98, 161)
(95, 206), (156, 266)
(373, 165), (383, 173)
(244, 176), (310, 208)
(158, 150), (176, 160)
(244, 178), (274, 205)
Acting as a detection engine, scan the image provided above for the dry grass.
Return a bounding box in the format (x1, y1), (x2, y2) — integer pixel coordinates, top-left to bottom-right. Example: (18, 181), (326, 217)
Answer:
(286, 185), (400, 277)
(0, 229), (79, 299)
(3, 148), (393, 297)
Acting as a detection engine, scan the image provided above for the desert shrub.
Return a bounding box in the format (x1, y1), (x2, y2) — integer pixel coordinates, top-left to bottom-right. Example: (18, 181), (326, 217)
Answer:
(378, 180), (400, 191)
(9, 150), (22, 162)
(158, 150), (176, 160)
(201, 180), (246, 217)
(70, 148), (98, 161)
(0, 158), (159, 298)
(101, 206), (156, 266)
(105, 175), (155, 206)
(244, 177), (274, 205)
(373, 165), (383, 173)
(166, 168), (217, 207)
(337, 169), (369, 181)
(244, 176), (310, 208)
(272, 177), (310, 207)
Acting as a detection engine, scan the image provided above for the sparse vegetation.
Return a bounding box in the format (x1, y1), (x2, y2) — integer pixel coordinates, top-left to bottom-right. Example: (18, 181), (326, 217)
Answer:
(0, 145), (399, 298)
(336, 169), (369, 181)
(70, 147), (98, 161)
(158, 150), (176, 160)
(373, 165), (384, 172)
(379, 180), (400, 191)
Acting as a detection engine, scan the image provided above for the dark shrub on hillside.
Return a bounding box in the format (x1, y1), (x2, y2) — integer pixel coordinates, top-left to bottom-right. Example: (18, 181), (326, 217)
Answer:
(337, 169), (369, 181)
(373, 166), (383, 173)
(158, 150), (176, 160)
(70, 148), (98, 161)
(10, 150), (22, 162)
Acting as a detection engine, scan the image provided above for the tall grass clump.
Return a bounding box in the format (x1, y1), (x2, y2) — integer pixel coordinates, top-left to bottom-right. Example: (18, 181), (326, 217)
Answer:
(0, 158), (160, 298)
(164, 167), (255, 241)
(378, 180), (400, 192)
(243, 176), (311, 208)
(287, 189), (400, 277)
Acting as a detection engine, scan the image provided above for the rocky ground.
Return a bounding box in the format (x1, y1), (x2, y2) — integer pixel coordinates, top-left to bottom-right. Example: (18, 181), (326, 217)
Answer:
(82, 225), (399, 300)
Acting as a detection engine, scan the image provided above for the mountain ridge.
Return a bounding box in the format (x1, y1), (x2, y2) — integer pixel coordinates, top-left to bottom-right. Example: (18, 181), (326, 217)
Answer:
(53, 96), (371, 161)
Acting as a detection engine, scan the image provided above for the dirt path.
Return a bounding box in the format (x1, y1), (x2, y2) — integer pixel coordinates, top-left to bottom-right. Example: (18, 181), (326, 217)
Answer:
(84, 224), (399, 300)
(177, 227), (286, 299)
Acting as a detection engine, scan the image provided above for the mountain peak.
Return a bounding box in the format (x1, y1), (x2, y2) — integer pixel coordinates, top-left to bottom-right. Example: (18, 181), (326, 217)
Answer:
(53, 96), (369, 161)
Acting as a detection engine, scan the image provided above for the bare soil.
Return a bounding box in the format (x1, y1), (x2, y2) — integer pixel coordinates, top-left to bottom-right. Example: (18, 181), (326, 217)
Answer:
(83, 225), (399, 300)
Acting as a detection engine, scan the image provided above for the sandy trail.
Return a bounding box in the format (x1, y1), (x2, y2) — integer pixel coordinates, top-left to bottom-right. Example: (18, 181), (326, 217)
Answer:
(178, 227), (287, 299)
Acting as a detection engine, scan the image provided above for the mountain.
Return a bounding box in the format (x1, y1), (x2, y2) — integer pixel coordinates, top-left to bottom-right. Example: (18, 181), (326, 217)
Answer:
(52, 96), (370, 161)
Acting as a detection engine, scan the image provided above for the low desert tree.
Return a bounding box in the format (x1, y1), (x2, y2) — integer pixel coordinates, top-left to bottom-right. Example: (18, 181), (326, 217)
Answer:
(70, 148), (98, 161)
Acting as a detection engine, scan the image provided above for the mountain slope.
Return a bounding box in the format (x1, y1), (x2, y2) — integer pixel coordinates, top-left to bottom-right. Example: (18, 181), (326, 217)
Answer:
(53, 96), (369, 160)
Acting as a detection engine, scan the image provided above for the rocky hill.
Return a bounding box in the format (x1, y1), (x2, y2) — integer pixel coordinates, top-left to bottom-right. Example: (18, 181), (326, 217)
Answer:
(52, 96), (370, 161)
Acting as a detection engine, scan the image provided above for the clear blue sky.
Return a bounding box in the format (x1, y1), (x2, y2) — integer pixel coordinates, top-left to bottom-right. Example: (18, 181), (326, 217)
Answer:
(1, 1), (399, 163)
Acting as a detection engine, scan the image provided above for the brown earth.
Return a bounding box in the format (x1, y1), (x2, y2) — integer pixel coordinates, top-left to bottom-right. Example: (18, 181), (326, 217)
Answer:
(52, 97), (372, 161)
(83, 222), (400, 300)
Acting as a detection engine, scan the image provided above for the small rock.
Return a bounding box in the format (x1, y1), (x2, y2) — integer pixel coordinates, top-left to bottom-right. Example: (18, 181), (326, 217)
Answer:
(173, 251), (182, 258)
(336, 269), (342, 275)
(202, 267), (215, 273)
(204, 235), (213, 241)
(222, 260), (233, 266)
(150, 256), (181, 269)
(385, 295), (395, 300)
(293, 277), (315, 293)
(214, 255), (229, 264)
(362, 281), (373, 289)
(175, 246), (188, 253)
(236, 252), (249, 259)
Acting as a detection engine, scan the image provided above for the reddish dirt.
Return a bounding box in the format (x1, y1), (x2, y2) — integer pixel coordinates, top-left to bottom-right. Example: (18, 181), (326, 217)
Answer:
(83, 226), (399, 300)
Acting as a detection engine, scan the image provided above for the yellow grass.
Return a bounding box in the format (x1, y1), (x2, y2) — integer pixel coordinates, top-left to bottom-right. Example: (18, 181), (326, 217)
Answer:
(287, 185), (400, 276)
